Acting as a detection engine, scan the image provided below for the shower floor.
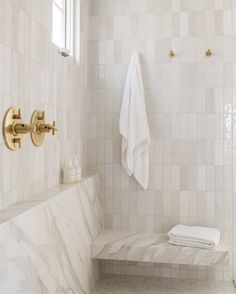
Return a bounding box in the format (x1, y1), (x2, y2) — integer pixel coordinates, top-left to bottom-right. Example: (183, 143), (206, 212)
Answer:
(93, 274), (236, 294)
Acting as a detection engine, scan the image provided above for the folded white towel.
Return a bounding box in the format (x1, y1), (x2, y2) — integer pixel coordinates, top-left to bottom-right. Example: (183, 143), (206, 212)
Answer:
(119, 51), (150, 189)
(168, 225), (220, 250)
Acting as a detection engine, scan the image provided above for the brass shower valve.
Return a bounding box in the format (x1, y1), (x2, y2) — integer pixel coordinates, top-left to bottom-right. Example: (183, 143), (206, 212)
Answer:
(12, 123), (36, 135)
(2, 107), (58, 150)
(36, 121), (57, 135)
(31, 110), (58, 146)
(2, 107), (35, 151)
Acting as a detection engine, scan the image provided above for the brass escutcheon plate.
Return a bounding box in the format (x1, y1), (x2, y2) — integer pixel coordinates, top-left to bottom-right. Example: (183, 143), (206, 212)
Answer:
(30, 110), (45, 147)
(2, 107), (23, 151)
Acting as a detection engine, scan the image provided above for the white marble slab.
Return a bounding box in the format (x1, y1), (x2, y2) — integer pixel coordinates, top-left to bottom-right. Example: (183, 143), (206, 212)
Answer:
(93, 275), (236, 294)
(92, 230), (229, 267)
(0, 181), (85, 225)
(0, 175), (102, 294)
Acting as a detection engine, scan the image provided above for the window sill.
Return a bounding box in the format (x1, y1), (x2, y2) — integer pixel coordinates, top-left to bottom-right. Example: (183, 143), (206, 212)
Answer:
(57, 47), (71, 57)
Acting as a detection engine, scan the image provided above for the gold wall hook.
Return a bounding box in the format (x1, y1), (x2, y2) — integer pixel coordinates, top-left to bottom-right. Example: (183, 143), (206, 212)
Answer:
(31, 110), (58, 147)
(169, 50), (175, 58)
(2, 107), (35, 151)
(206, 49), (212, 57)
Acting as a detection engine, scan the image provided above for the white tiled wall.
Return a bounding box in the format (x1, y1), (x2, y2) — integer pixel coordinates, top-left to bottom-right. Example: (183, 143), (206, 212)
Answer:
(88, 0), (236, 281)
(2, 0), (236, 284)
(0, 0), (90, 209)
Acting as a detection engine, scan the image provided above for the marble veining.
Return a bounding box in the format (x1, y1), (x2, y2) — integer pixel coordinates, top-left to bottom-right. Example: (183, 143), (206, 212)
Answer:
(0, 175), (102, 294)
(0, 182), (83, 225)
(92, 230), (229, 267)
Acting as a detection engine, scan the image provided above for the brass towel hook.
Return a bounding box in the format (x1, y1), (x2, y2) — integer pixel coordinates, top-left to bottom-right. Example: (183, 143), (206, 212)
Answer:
(169, 50), (175, 58)
(206, 49), (212, 57)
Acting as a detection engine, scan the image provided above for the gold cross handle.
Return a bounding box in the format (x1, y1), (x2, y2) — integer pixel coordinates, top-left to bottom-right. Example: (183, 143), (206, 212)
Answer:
(38, 121), (58, 135)
(51, 121), (58, 136)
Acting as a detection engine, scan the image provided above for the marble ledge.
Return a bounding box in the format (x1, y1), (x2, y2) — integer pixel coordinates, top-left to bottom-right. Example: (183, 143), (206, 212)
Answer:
(0, 174), (102, 293)
(92, 230), (229, 267)
(0, 177), (94, 225)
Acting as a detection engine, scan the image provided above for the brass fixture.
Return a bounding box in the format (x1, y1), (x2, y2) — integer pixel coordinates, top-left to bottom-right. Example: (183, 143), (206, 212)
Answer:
(169, 50), (175, 58)
(13, 124), (35, 135)
(206, 49), (212, 57)
(2, 107), (36, 150)
(30, 110), (58, 147)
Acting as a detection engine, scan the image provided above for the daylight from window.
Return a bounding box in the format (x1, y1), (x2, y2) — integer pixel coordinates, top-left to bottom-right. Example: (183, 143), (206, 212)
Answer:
(52, 0), (74, 56)
(52, 0), (65, 48)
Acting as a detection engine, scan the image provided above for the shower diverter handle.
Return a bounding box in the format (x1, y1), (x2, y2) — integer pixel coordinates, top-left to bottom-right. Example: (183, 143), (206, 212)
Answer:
(37, 121), (58, 135)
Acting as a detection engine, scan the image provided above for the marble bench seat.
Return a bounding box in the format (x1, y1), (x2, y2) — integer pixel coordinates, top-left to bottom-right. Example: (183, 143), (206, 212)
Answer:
(0, 176), (103, 293)
(92, 230), (229, 267)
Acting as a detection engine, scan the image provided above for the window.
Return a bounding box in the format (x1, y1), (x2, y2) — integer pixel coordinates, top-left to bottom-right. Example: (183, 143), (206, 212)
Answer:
(52, 0), (75, 56)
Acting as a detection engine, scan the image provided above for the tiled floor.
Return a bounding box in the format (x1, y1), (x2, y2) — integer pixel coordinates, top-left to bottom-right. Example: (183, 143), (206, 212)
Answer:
(93, 274), (236, 294)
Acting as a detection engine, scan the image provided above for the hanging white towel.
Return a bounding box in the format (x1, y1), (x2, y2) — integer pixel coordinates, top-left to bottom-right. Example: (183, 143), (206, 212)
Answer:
(168, 225), (221, 250)
(119, 51), (150, 189)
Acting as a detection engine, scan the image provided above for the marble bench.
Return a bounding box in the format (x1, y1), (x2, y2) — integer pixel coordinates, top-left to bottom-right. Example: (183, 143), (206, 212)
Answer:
(92, 230), (229, 267)
(0, 176), (103, 294)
